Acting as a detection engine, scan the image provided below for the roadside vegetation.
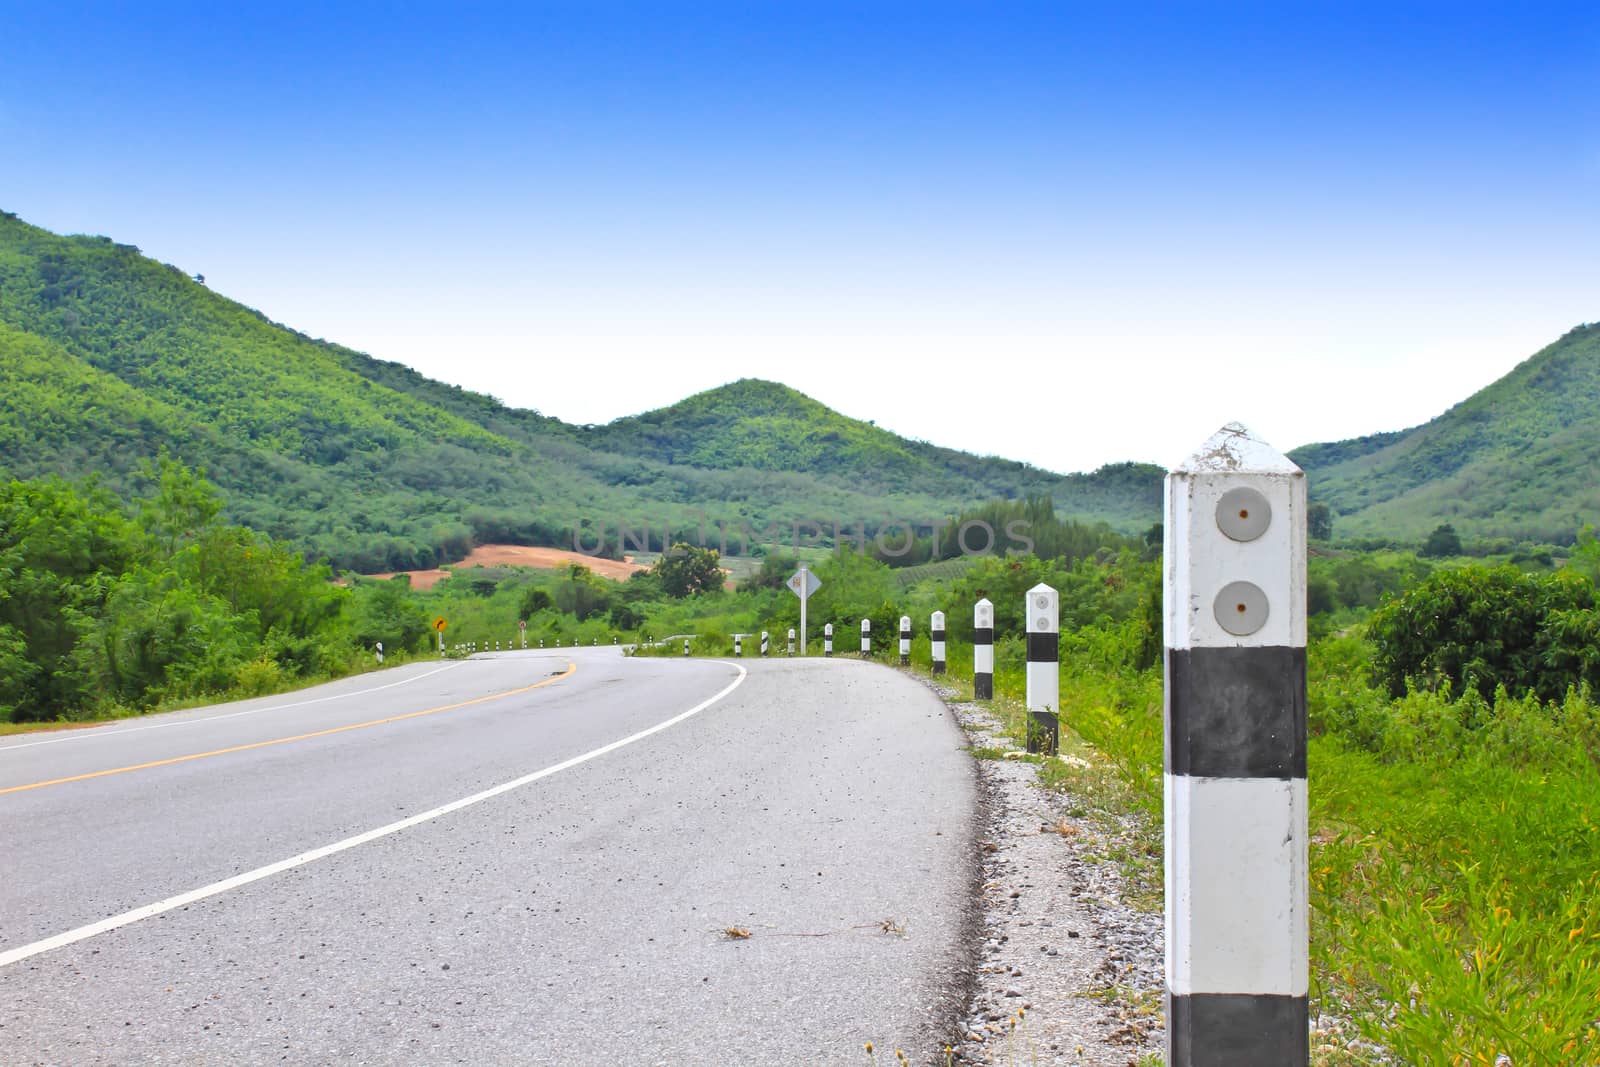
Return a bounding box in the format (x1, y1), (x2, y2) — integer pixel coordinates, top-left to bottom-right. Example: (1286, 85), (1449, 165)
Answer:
(5, 452), (1598, 1061)
(634, 525), (1600, 1064)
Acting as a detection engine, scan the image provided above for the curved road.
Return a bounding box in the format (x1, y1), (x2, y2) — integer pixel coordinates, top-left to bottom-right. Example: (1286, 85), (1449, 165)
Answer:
(0, 650), (976, 1065)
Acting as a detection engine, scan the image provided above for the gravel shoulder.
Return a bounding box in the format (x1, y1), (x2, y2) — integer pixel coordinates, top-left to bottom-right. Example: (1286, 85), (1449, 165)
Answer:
(927, 678), (1166, 1067)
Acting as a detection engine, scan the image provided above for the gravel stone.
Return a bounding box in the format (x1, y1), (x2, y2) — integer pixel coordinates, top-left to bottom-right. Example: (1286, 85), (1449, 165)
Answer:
(928, 679), (1166, 1066)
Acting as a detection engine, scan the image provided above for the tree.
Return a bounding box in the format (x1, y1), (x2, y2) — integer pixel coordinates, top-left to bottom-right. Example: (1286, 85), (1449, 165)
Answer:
(1420, 523), (1463, 558)
(1307, 503), (1333, 542)
(137, 457), (222, 555)
(1368, 565), (1600, 701)
(345, 575), (432, 652)
(653, 543), (724, 598)
(520, 587), (554, 617)
(747, 553), (799, 591)
(554, 563), (614, 620)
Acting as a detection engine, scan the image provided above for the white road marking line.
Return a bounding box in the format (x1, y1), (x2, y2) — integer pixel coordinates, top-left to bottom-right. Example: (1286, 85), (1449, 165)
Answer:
(0, 663), (467, 753)
(0, 662), (747, 969)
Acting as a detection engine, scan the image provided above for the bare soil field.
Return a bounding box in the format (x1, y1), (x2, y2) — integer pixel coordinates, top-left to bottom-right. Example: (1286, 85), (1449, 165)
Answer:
(366, 544), (648, 590)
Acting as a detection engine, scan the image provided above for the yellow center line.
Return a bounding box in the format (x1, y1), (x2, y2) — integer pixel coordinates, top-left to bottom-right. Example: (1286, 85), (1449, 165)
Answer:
(0, 662), (578, 796)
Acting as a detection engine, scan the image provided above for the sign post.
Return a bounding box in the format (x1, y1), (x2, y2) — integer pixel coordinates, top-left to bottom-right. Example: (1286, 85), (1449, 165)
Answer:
(785, 566), (822, 655)
(432, 617), (447, 657)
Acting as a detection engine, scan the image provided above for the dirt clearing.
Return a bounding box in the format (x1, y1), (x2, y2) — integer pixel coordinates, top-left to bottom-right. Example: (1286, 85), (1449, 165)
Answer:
(365, 544), (648, 589)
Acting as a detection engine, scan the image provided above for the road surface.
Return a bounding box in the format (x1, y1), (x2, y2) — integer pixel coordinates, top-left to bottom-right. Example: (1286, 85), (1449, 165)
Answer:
(0, 650), (977, 1065)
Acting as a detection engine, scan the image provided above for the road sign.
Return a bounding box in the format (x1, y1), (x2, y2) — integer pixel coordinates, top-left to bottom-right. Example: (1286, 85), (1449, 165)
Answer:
(518, 619), (527, 631)
(787, 567), (820, 656)
(433, 617), (448, 632)
(786, 569), (821, 598)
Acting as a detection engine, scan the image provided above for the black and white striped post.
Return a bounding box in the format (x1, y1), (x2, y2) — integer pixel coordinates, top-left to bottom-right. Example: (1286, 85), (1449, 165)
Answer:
(930, 611), (946, 675)
(682, 638), (690, 657)
(974, 598), (994, 700)
(734, 634), (743, 657)
(375, 641), (384, 665)
(761, 630), (769, 657)
(1164, 423), (1308, 1065)
(899, 615), (911, 665)
(824, 623), (833, 657)
(1025, 584), (1059, 755)
(860, 618), (870, 657)
(787, 628), (795, 656)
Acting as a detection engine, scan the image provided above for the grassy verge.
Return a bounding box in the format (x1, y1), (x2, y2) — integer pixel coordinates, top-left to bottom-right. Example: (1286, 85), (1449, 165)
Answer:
(891, 634), (1600, 1064)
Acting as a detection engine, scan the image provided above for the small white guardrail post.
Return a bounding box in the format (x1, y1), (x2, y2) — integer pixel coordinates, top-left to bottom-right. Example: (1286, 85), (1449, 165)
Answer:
(734, 634), (743, 657)
(899, 615), (911, 665)
(375, 641), (384, 665)
(860, 618), (870, 657)
(787, 628), (795, 656)
(930, 611), (946, 675)
(761, 630), (769, 657)
(974, 598), (994, 699)
(824, 623), (833, 657)
(1024, 584), (1059, 754)
(683, 638), (690, 657)
(1164, 423), (1308, 1065)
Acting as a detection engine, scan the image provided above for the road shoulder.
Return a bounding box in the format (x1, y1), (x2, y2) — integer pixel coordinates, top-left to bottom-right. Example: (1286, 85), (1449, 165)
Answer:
(928, 678), (1166, 1066)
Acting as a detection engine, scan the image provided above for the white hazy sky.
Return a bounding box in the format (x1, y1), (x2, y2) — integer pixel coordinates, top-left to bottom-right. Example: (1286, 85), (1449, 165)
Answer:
(5, 4), (1597, 473)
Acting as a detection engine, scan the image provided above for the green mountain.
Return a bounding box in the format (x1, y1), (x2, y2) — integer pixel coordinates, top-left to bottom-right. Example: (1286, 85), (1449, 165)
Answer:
(1292, 323), (1600, 544)
(579, 378), (1161, 519)
(0, 212), (1157, 571)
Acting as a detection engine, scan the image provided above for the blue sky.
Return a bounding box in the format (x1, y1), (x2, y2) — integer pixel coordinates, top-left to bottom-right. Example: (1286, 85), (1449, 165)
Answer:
(3, 3), (1597, 472)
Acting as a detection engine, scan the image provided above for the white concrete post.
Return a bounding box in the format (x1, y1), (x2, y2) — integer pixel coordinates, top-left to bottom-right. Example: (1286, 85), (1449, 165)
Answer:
(860, 618), (870, 656)
(973, 598), (994, 700)
(899, 615), (911, 665)
(931, 611), (946, 675)
(824, 622), (833, 657)
(540, 639), (544, 648)
(1164, 423), (1308, 1065)
(375, 641), (384, 665)
(761, 630), (769, 656)
(787, 628), (795, 656)
(683, 638), (690, 657)
(1025, 584), (1059, 754)
(734, 634), (743, 657)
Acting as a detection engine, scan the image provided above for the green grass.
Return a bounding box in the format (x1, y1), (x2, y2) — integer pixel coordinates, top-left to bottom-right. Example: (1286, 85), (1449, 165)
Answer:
(891, 556), (978, 588)
(893, 620), (1600, 1063)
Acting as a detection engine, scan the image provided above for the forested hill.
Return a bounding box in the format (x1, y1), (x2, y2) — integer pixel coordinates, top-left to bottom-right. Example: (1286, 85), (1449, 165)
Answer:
(0, 212), (1159, 571)
(578, 378), (1161, 515)
(1291, 323), (1600, 543)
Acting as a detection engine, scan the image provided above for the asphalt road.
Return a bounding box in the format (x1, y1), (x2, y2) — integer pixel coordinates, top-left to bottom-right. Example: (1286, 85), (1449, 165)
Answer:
(0, 650), (977, 1065)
